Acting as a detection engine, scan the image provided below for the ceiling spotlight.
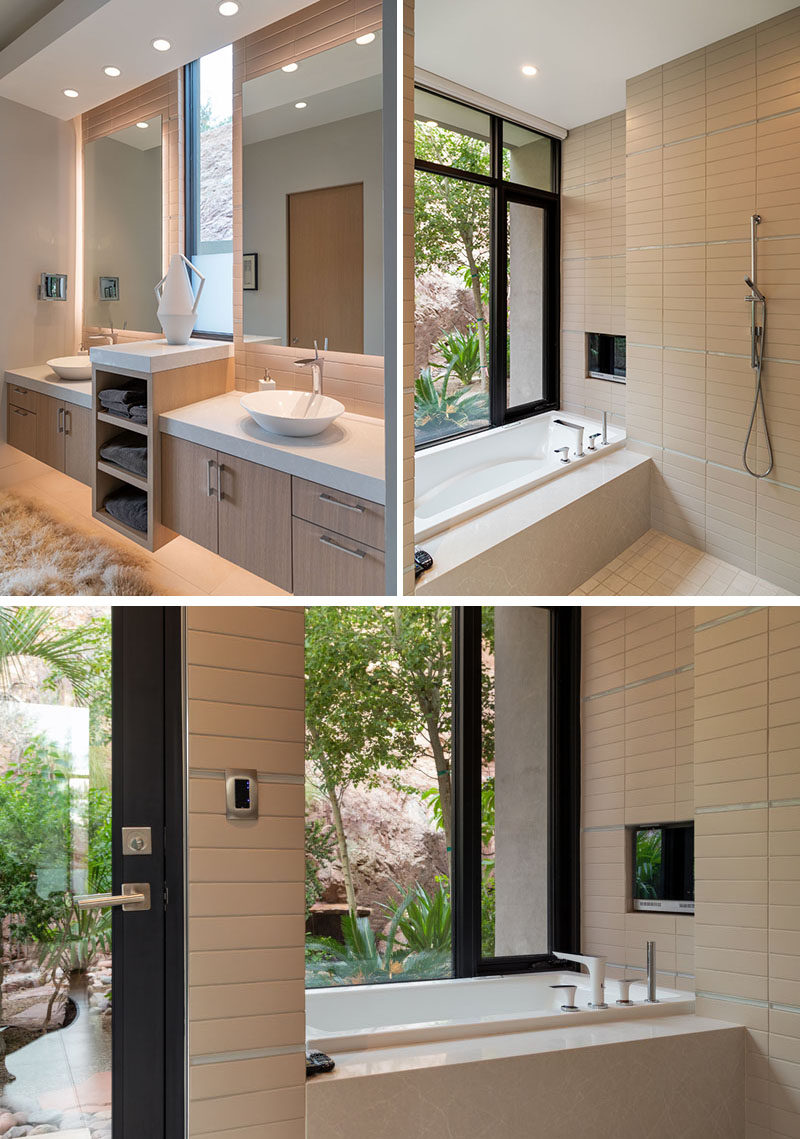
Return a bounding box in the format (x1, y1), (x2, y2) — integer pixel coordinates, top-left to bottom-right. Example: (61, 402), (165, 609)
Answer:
(282, 62), (298, 72)
(63, 88), (79, 98)
(103, 66), (121, 77)
(136, 121), (149, 129)
(521, 64), (538, 76)
(355, 32), (376, 45)
(295, 101), (307, 109)
(152, 38), (171, 51)
(218, 1), (239, 14)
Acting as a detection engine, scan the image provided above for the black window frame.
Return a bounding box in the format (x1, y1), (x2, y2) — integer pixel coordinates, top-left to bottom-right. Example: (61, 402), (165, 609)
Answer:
(452, 606), (581, 977)
(414, 88), (562, 450)
(184, 56), (234, 342)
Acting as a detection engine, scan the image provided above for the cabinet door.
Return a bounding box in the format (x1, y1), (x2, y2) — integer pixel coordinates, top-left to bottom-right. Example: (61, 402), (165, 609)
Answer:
(291, 517), (384, 595)
(217, 454), (292, 590)
(35, 393), (65, 472)
(160, 435), (219, 553)
(64, 404), (93, 486)
(292, 476), (385, 550)
(7, 404), (37, 457)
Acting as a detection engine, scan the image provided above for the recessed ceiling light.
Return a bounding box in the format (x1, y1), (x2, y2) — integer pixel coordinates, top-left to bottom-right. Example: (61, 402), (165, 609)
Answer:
(282, 62), (298, 72)
(63, 88), (79, 98)
(218, 1), (239, 14)
(136, 121), (149, 129)
(522, 64), (538, 76)
(152, 38), (171, 52)
(103, 66), (121, 77)
(295, 101), (307, 109)
(355, 32), (375, 45)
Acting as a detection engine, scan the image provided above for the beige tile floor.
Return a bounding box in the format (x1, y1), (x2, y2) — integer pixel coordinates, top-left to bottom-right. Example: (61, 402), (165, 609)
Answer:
(572, 529), (792, 597)
(0, 443), (289, 597)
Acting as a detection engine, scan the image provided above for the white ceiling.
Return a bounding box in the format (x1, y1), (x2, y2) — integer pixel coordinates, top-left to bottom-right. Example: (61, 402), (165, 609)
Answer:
(0, 0), (65, 51)
(0, 0), (304, 119)
(416, 0), (800, 129)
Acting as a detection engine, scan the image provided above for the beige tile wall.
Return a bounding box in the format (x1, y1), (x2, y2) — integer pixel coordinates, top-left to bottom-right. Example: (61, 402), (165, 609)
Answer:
(625, 7), (800, 591)
(583, 603), (800, 1139)
(561, 112), (627, 427)
(581, 605), (695, 987)
(186, 606), (306, 1139)
(81, 70), (183, 343)
(402, 0), (415, 594)
(231, 0), (384, 415)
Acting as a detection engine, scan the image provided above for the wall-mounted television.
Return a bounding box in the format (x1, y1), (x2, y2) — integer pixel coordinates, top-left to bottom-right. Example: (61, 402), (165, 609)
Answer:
(631, 821), (694, 914)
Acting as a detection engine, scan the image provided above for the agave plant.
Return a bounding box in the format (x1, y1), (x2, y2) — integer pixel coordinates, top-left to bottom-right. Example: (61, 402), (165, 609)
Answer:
(36, 896), (111, 1027)
(435, 327), (482, 386)
(305, 892), (449, 987)
(383, 881), (451, 953)
(414, 366), (488, 433)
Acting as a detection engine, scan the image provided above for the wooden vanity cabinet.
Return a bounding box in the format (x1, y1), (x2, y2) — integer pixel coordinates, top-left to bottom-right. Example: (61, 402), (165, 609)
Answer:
(5, 383), (91, 485)
(161, 434), (292, 589)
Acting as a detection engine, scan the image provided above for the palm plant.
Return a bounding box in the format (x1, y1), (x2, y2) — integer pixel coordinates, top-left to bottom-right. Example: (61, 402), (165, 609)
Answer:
(383, 881), (451, 953)
(0, 607), (98, 703)
(436, 327), (481, 386)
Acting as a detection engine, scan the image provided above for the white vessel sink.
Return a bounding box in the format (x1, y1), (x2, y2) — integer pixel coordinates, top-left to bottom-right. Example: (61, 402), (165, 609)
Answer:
(47, 356), (92, 380)
(240, 390), (344, 437)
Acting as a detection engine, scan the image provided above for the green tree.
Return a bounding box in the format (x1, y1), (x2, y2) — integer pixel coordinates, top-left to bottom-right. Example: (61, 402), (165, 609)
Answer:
(0, 607), (103, 705)
(415, 123), (491, 390)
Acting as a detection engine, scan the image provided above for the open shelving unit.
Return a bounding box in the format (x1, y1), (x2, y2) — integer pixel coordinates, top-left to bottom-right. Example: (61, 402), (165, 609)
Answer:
(91, 354), (234, 552)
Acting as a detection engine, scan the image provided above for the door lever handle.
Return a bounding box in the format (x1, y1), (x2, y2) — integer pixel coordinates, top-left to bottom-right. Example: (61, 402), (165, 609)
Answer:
(75, 883), (151, 912)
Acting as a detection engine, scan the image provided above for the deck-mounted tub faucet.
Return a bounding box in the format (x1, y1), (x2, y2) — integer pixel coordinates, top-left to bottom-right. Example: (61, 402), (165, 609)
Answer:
(554, 419), (585, 457)
(554, 951), (608, 1008)
(646, 940), (659, 1003)
(294, 338), (327, 395)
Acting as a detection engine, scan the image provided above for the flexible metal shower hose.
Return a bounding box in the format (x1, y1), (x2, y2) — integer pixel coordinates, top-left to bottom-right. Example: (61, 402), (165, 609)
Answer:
(743, 304), (774, 479)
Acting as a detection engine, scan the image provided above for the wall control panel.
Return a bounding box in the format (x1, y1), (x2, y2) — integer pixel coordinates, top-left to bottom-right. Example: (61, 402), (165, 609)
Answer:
(225, 769), (259, 820)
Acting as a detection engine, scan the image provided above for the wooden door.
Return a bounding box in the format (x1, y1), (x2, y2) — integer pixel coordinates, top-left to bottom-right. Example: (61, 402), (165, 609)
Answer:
(217, 454), (292, 590)
(287, 183), (364, 353)
(7, 404), (37, 457)
(35, 393), (65, 471)
(160, 435), (219, 553)
(64, 404), (93, 486)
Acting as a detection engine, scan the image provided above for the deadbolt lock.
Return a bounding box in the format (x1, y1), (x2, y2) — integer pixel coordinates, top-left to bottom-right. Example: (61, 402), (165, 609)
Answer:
(122, 826), (152, 855)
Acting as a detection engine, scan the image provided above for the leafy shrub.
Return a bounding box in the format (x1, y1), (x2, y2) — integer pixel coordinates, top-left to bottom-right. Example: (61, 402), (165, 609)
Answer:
(384, 881), (451, 953)
(435, 327), (481, 386)
(415, 366), (488, 433)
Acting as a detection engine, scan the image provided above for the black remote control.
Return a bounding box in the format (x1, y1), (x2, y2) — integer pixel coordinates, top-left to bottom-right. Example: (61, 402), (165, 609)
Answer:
(415, 548), (434, 578)
(306, 1050), (335, 1077)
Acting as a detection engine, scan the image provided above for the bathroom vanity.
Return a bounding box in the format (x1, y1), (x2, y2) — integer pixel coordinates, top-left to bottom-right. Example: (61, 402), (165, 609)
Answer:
(4, 346), (385, 595)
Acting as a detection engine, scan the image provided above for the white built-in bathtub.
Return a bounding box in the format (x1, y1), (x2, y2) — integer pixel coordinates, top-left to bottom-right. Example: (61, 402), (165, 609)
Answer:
(415, 410), (626, 542)
(306, 971), (693, 1053)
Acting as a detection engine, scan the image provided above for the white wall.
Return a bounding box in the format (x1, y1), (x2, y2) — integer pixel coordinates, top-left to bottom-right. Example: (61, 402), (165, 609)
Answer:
(242, 110), (383, 355)
(0, 96), (76, 383)
(83, 135), (162, 334)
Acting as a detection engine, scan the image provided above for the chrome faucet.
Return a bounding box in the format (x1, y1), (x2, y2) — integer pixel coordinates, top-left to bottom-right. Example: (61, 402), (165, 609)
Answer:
(294, 338), (327, 395)
(554, 951), (607, 1008)
(554, 418), (585, 458)
(602, 410), (609, 446)
(646, 940), (659, 1003)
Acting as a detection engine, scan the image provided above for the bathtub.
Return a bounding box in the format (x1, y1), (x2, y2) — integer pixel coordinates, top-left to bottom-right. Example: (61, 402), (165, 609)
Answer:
(306, 970), (693, 1053)
(415, 411), (626, 542)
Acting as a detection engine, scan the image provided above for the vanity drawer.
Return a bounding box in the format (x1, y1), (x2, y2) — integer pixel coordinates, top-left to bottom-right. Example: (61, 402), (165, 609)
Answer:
(292, 476), (384, 550)
(7, 383), (36, 412)
(292, 517), (384, 595)
(7, 404), (37, 457)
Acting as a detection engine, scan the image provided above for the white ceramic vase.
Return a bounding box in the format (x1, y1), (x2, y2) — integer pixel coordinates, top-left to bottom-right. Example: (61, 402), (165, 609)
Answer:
(154, 253), (206, 345)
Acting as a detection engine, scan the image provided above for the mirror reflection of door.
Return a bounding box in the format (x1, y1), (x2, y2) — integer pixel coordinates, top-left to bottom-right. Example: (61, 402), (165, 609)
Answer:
(288, 183), (364, 354)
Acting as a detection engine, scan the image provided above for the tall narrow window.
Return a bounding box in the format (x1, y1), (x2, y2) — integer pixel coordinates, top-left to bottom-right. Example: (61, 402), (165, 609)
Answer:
(414, 89), (560, 448)
(186, 45), (234, 337)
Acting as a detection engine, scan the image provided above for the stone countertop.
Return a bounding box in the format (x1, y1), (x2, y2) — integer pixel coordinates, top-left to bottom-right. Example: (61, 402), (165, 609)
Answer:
(89, 338), (233, 375)
(159, 391), (385, 505)
(4, 365), (92, 408)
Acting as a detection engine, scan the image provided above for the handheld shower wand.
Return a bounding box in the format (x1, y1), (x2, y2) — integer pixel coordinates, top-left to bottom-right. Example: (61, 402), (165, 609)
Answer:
(743, 214), (773, 479)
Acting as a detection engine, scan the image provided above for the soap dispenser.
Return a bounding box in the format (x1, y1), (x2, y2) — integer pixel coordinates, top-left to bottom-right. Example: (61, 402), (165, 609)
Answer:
(259, 369), (276, 391)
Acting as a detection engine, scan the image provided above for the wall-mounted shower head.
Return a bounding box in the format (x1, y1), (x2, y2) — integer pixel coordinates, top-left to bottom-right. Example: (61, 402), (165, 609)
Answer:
(745, 275), (766, 303)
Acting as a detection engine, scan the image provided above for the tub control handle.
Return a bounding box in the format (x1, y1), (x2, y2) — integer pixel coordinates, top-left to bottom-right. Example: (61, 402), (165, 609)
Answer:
(588, 433), (602, 451)
(550, 984), (579, 1011)
(616, 979), (635, 1005)
(554, 446), (571, 464)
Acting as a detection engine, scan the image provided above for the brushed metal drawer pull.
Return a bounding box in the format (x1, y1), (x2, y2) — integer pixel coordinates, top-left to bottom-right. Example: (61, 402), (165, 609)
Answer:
(319, 534), (366, 560)
(57, 407), (65, 434)
(206, 458), (217, 497)
(64, 409), (71, 435)
(11, 408), (28, 416)
(13, 386), (26, 394)
(217, 463), (226, 502)
(319, 493), (365, 514)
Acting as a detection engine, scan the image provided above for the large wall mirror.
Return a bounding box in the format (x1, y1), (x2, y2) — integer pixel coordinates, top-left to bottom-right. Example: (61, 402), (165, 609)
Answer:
(83, 115), (163, 334)
(242, 32), (383, 356)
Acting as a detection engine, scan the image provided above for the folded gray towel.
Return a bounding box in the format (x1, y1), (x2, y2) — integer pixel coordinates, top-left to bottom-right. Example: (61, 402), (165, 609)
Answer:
(98, 379), (147, 407)
(100, 401), (148, 425)
(130, 406), (147, 424)
(100, 432), (148, 477)
(104, 486), (148, 533)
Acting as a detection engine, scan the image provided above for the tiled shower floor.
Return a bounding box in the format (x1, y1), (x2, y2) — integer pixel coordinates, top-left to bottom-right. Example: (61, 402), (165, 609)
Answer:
(572, 529), (792, 596)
